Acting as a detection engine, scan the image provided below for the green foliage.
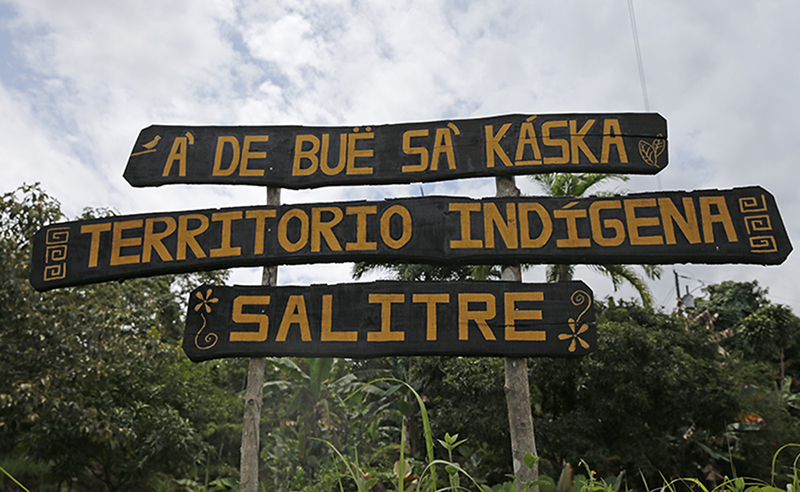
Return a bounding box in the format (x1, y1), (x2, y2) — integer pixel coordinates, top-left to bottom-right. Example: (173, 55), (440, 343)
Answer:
(352, 262), (478, 282)
(0, 462), (32, 492)
(527, 173), (629, 199)
(530, 300), (744, 485)
(315, 378), (517, 492)
(259, 358), (414, 490)
(734, 304), (800, 381)
(737, 305), (799, 355)
(686, 281), (800, 480)
(693, 280), (769, 334)
(527, 172), (661, 307)
(5, 183), (800, 492)
(653, 445), (796, 492)
(0, 184), (241, 490)
(408, 356), (511, 484)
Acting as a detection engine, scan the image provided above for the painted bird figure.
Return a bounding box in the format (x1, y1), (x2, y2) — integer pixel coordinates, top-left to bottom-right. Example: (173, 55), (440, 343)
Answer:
(141, 135), (161, 149)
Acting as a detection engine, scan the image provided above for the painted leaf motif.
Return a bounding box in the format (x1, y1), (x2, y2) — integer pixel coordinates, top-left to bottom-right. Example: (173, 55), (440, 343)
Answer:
(653, 138), (665, 156)
(639, 135), (665, 168)
(639, 140), (655, 166)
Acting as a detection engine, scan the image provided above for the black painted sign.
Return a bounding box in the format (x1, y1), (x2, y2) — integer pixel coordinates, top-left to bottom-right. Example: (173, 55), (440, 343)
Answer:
(124, 113), (668, 189)
(182, 281), (595, 361)
(30, 186), (791, 291)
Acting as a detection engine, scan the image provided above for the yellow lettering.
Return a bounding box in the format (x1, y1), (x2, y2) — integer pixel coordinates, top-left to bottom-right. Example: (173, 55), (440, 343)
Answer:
(519, 203), (552, 248)
(589, 200), (625, 247)
(320, 294), (357, 341)
(346, 131), (374, 175)
(311, 207), (344, 252)
(380, 205), (412, 250)
(278, 209), (309, 253)
(458, 293), (496, 341)
(230, 295), (270, 342)
(449, 203), (483, 249)
(345, 206), (377, 251)
(659, 197), (701, 245)
(276, 295), (312, 342)
(292, 134), (319, 176)
(402, 129), (429, 172)
(177, 214), (209, 260)
(162, 137), (188, 177)
(542, 120), (569, 164)
(110, 219), (143, 266)
(430, 128), (456, 170)
(514, 121), (542, 165)
(240, 135), (268, 177)
(601, 119), (628, 163)
(570, 119), (598, 164)
(143, 217), (176, 262)
(368, 294), (405, 342)
(554, 205), (590, 247)
(81, 222), (112, 268)
(624, 198), (663, 246)
(213, 136), (240, 176)
(246, 209), (277, 255)
(321, 134), (347, 176)
(210, 211), (243, 257)
(412, 293), (450, 341)
(504, 292), (545, 341)
(700, 196), (738, 243)
(484, 203), (518, 249)
(484, 123), (513, 168)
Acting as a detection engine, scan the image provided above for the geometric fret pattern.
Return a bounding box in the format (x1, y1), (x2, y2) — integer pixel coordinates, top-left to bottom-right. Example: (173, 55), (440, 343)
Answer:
(43, 227), (70, 281)
(739, 195), (778, 253)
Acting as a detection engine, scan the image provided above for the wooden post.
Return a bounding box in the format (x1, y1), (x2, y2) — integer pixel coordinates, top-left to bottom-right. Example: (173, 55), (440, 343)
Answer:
(496, 175), (539, 492)
(240, 186), (280, 492)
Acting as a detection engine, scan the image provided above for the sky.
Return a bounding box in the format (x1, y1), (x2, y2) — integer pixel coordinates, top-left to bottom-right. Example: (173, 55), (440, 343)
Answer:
(1, 0), (798, 314)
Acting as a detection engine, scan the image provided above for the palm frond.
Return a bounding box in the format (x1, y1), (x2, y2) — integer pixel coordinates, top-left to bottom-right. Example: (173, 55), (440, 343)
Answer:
(546, 264), (574, 283)
(529, 173), (629, 197)
(589, 264), (656, 308)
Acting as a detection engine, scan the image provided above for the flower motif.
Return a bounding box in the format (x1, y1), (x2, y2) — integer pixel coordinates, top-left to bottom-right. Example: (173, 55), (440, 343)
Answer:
(194, 288), (219, 314)
(558, 317), (590, 352)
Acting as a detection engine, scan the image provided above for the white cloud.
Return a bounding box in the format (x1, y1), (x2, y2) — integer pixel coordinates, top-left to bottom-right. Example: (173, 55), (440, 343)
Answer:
(1, 0), (798, 311)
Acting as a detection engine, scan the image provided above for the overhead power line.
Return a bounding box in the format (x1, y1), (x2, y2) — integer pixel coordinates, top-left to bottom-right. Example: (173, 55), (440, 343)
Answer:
(627, 0), (650, 112)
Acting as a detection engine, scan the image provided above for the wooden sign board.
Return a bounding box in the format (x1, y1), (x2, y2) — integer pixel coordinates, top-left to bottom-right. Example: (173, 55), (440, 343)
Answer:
(29, 186), (791, 291)
(182, 281), (596, 361)
(123, 113), (668, 189)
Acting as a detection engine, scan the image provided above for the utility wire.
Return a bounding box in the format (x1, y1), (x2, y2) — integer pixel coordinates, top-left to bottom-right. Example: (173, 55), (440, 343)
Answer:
(627, 0), (662, 191)
(627, 0), (650, 112)
(629, 0), (667, 307)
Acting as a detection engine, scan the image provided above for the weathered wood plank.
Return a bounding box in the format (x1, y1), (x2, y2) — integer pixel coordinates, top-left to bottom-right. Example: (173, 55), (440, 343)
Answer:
(123, 113), (668, 189)
(30, 186), (791, 291)
(182, 281), (596, 361)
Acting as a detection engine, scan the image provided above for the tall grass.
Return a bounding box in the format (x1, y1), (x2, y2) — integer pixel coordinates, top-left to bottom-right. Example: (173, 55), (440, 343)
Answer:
(0, 463), (32, 492)
(319, 377), (547, 492)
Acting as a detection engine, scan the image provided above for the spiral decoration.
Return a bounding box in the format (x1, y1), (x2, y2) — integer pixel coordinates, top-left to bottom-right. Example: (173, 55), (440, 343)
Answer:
(194, 289), (219, 350)
(571, 290), (592, 321)
(558, 289), (593, 352)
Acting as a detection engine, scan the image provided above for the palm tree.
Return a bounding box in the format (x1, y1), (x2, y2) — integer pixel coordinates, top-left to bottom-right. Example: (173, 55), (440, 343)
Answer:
(528, 173), (662, 307)
(352, 262), (477, 282)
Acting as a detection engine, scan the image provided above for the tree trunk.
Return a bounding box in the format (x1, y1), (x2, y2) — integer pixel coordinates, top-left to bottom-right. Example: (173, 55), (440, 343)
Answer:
(240, 357), (265, 492)
(505, 357), (538, 491)
(496, 176), (539, 492)
(240, 187), (280, 492)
